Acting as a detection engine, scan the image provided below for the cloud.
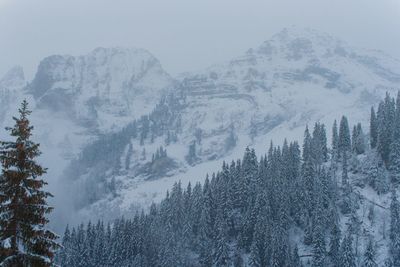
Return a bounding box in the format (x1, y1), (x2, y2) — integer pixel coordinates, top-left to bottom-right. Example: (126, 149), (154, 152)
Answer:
(0, 0), (399, 79)
(0, 0), (10, 8)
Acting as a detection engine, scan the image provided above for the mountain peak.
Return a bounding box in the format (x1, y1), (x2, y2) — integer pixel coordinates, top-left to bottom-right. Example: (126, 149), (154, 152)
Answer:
(27, 46), (174, 129)
(254, 27), (345, 59)
(0, 66), (25, 90)
(271, 26), (339, 43)
(91, 46), (153, 55)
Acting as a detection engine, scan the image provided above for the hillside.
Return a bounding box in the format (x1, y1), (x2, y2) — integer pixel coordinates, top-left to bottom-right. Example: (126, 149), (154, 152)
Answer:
(57, 93), (400, 266)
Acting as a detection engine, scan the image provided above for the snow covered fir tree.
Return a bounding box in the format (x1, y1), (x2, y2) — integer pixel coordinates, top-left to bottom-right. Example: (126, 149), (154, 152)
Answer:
(55, 92), (400, 266)
(0, 100), (59, 266)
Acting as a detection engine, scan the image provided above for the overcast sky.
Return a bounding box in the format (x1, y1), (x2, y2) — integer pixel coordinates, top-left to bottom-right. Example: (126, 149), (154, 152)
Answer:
(0, 0), (399, 79)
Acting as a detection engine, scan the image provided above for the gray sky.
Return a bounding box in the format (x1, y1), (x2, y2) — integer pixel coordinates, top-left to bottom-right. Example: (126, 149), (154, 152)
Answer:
(0, 0), (399, 79)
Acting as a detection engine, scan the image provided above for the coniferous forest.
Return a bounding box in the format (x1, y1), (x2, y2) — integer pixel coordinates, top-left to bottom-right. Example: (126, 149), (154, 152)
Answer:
(53, 92), (400, 266)
(1, 96), (400, 267)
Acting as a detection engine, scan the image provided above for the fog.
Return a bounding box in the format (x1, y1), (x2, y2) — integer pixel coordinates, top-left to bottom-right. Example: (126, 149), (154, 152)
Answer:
(0, 0), (399, 79)
(0, 0), (400, 232)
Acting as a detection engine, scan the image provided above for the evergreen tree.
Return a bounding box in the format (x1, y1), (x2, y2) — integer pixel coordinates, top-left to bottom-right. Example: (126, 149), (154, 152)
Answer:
(312, 123), (328, 164)
(332, 120), (339, 159)
(311, 224), (326, 267)
(0, 100), (59, 266)
(239, 147), (258, 210)
(269, 227), (290, 267)
(390, 190), (400, 266)
(340, 153), (354, 214)
(249, 206), (269, 267)
(303, 126), (313, 163)
(329, 221), (341, 267)
(377, 94), (395, 165)
(214, 218), (230, 267)
(338, 116), (351, 156)
(302, 126), (316, 221)
(233, 246), (244, 267)
(352, 123), (365, 155)
(292, 246), (302, 267)
(362, 237), (377, 267)
(342, 153), (349, 188)
(367, 153), (389, 195)
(59, 225), (72, 266)
(158, 227), (181, 267)
(370, 107), (378, 149)
(340, 231), (356, 267)
(390, 133), (400, 183)
(389, 92), (400, 182)
(197, 181), (214, 266)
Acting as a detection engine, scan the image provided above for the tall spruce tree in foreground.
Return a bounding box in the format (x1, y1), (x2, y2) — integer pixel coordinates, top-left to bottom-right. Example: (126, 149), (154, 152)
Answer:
(0, 100), (59, 266)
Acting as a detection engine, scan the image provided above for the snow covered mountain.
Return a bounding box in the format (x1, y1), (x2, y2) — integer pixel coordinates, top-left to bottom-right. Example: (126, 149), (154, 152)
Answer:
(0, 66), (25, 125)
(27, 47), (174, 131)
(84, 27), (400, 221)
(0, 47), (176, 226)
(179, 27), (400, 145)
(1, 28), (400, 226)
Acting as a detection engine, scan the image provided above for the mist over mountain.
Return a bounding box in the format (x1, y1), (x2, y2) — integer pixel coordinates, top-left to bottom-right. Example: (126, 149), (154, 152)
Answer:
(0, 27), (399, 231)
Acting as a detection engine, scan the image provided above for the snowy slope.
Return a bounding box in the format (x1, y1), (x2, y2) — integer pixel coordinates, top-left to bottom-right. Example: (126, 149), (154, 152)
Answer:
(1, 28), (400, 228)
(71, 28), (400, 223)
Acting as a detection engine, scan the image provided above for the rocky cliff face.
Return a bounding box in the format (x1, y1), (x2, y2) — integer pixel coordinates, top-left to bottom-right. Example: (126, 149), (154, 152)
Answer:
(27, 47), (174, 131)
(175, 27), (400, 161)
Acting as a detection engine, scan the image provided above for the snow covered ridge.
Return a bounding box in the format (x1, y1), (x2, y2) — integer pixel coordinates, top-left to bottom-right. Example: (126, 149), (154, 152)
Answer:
(68, 27), (400, 219)
(0, 27), (400, 227)
(26, 47), (175, 130)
